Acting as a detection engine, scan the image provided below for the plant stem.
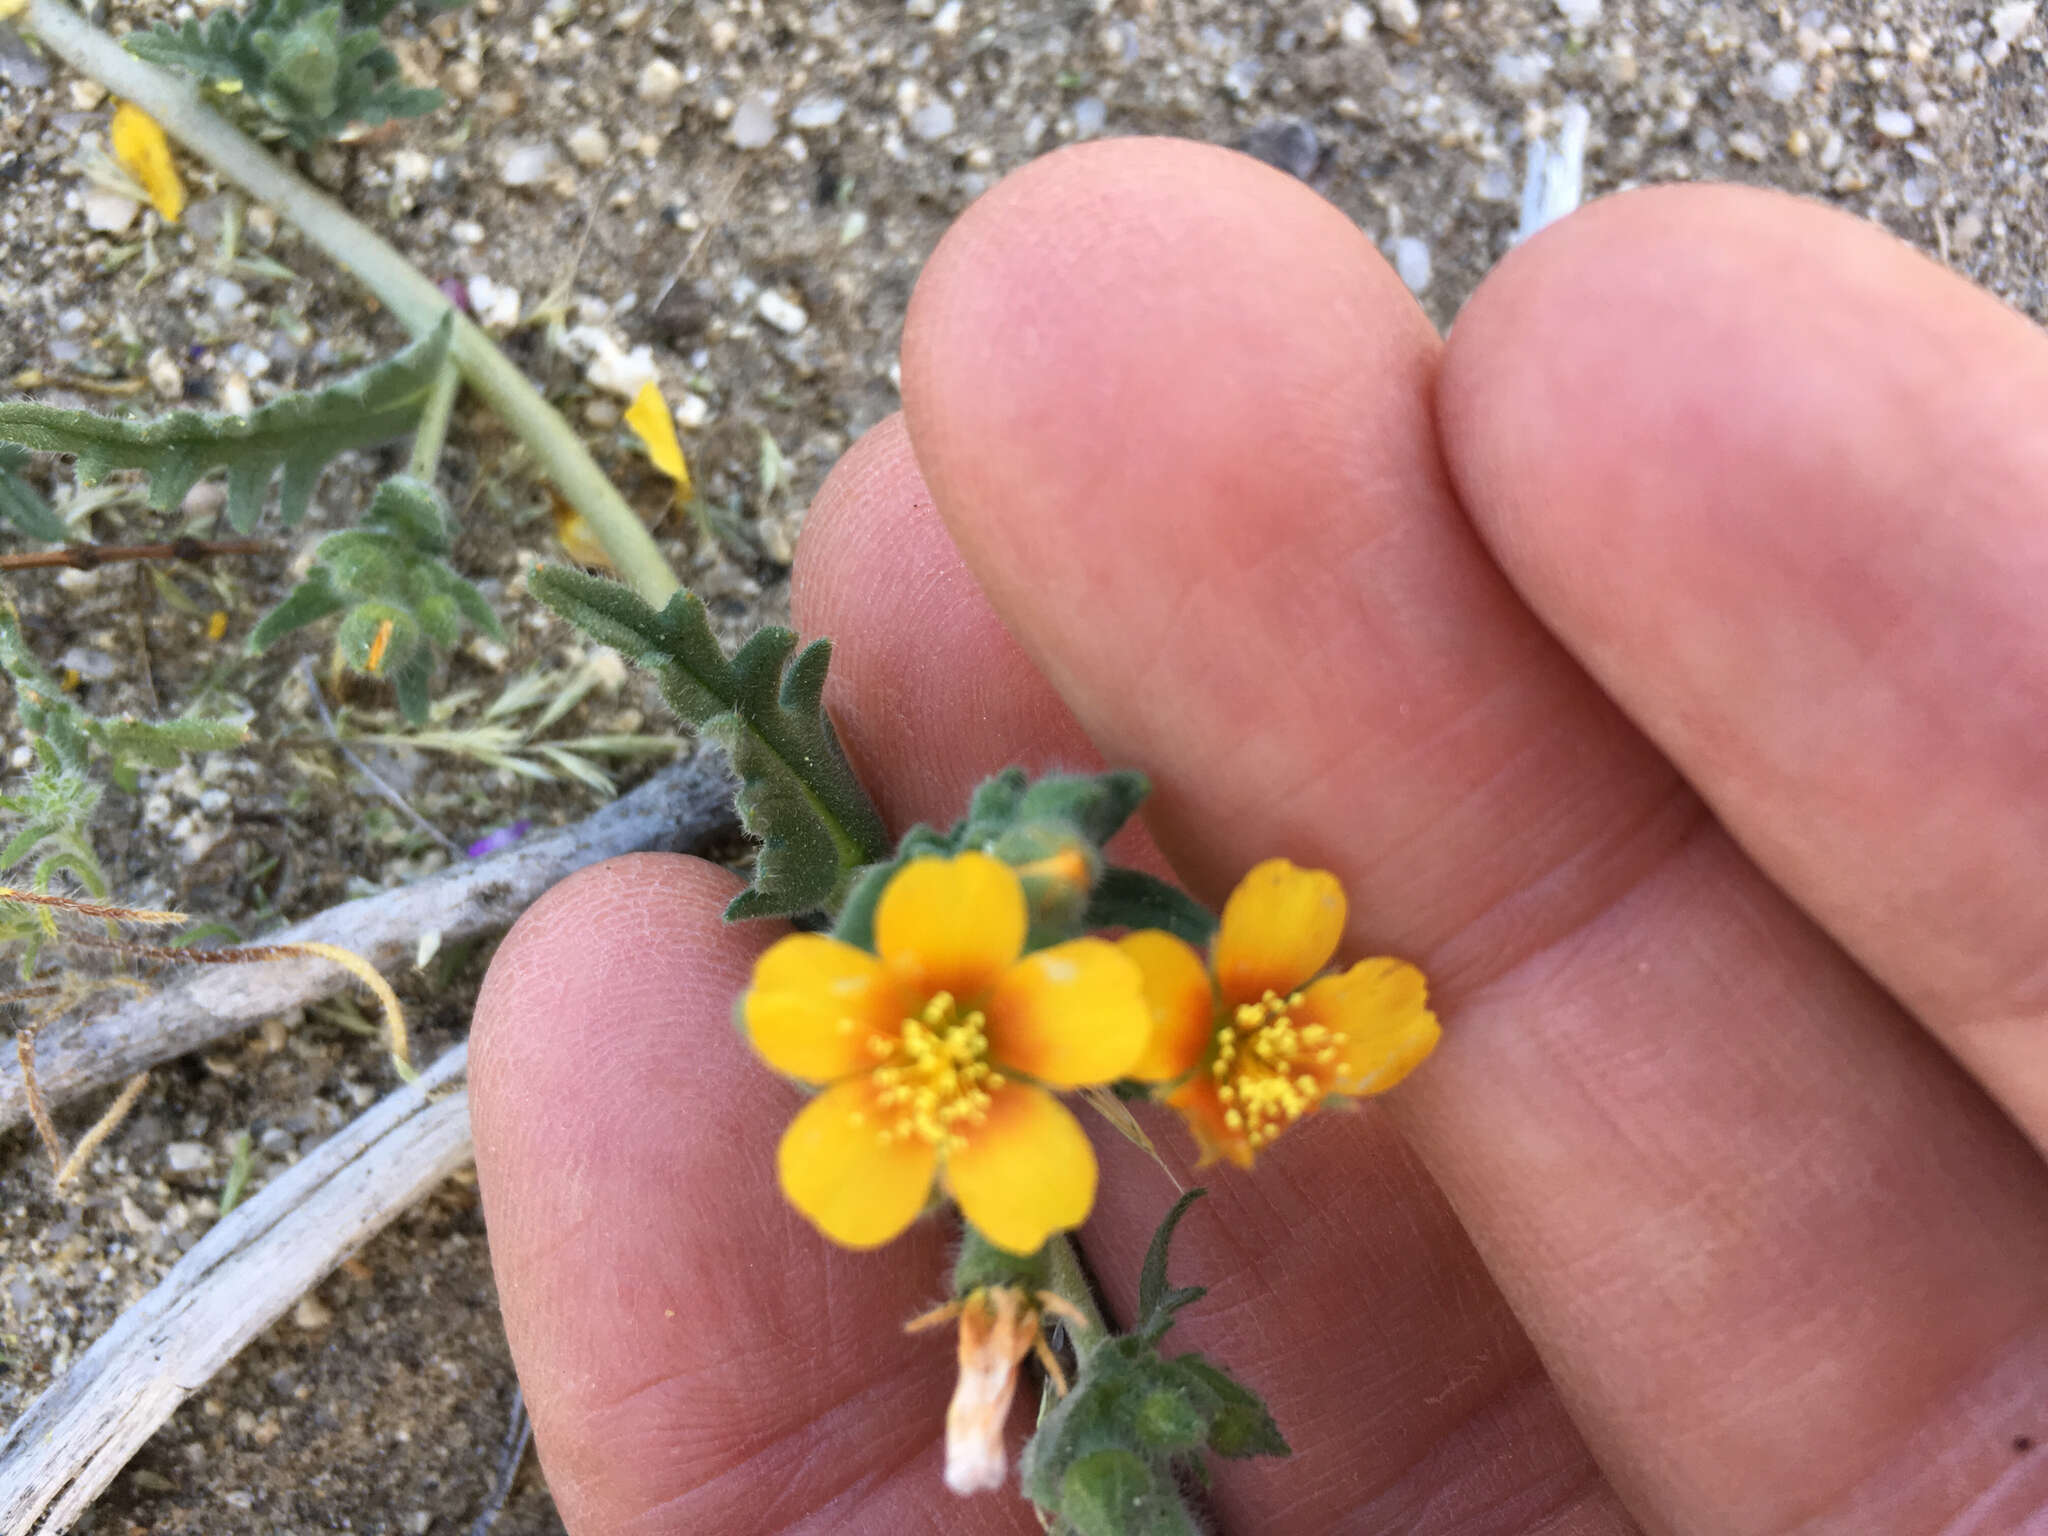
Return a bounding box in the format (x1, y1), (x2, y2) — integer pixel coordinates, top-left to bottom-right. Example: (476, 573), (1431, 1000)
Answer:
(1040, 1234), (1108, 1351)
(407, 358), (460, 483)
(23, 0), (680, 606)
(0, 537), (270, 572)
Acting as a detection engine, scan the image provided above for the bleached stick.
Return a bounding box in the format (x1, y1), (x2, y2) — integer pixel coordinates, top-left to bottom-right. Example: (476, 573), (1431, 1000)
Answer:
(0, 751), (735, 1134)
(0, 1045), (473, 1535)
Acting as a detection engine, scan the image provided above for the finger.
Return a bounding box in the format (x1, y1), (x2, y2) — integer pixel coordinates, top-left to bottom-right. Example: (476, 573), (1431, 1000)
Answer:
(794, 178), (1631, 1531)
(471, 855), (1038, 1535)
(1438, 183), (2048, 1157)
(898, 144), (2048, 1531)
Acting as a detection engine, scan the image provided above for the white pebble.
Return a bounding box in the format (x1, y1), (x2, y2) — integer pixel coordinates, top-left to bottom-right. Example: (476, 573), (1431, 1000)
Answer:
(293, 1294), (334, 1330)
(1376, 0), (1420, 36)
(1872, 107), (1916, 139)
(1492, 50), (1553, 90)
(166, 1141), (214, 1173)
(498, 142), (556, 186)
(636, 57), (683, 103)
(909, 100), (956, 141)
(1763, 59), (1806, 103)
(675, 392), (711, 428)
(1991, 2), (2037, 45)
(451, 219), (485, 245)
(1339, 3), (1372, 43)
(931, 0), (961, 35)
(81, 188), (140, 234)
(757, 290), (809, 335)
(466, 273), (521, 331)
(1391, 236), (1431, 294)
(208, 276), (247, 313)
(1224, 57), (1261, 99)
(564, 124), (610, 167)
(220, 372), (253, 417)
(1729, 130), (1768, 162)
(147, 348), (182, 400)
(789, 95), (847, 130)
(1554, 0), (1599, 26)
(730, 92), (780, 149)
(1071, 96), (1106, 136)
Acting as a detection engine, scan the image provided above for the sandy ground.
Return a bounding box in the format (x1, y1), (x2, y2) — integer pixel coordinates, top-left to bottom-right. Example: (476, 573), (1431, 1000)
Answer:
(1, 0), (2044, 1530)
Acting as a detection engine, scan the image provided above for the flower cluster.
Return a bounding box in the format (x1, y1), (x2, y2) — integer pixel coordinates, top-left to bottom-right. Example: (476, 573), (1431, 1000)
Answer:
(745, 848), (1440, 1256)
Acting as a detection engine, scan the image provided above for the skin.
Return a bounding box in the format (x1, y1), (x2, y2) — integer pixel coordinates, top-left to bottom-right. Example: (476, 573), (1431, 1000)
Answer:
(468, 140), (2048, 1535)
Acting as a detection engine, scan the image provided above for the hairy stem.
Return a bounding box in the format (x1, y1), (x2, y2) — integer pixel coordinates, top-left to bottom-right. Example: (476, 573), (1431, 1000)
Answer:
(23, 0), (679, 605)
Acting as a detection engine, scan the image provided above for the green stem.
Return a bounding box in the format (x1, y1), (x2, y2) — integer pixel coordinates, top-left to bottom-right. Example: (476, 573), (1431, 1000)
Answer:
(407, 358), (459, 482)
(24, 0), (679, 606)
(1040, 1234), (1108, 1351)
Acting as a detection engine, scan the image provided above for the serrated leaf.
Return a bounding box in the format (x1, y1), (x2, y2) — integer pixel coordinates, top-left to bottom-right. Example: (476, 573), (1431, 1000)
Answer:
(1085, 866), (1218, 948)
(1136, 1188), (1206, 1331)
(0, 319), (450, 531)
(529, 564), (890, 920)
(0, 447), (70, 545)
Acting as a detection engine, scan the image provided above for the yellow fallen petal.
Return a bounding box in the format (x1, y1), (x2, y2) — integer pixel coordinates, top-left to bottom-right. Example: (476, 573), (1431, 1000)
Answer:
(778, 1077), (937, 1248)
(548, 493), (613, 570)
(944, 1083), (1095, 1255)
(111, 103), (185, 224)
(1303, 957), (1441, 1096)
(745, 932), (905, 1084)
(984, 937), (1148, 1088)
(1116, 929), (1217, 1083)
(1213, 857), (1346, 1005)
(874, 851), (1027, 1001)
(625, 380), (692, 503)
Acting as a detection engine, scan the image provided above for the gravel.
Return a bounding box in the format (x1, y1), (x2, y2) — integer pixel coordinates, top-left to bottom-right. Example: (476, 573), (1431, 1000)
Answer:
(2, 0), (2045, 1531)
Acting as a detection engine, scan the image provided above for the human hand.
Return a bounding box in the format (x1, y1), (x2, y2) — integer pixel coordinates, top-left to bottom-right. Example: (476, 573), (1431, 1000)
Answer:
(470, 139), (2048, 1533)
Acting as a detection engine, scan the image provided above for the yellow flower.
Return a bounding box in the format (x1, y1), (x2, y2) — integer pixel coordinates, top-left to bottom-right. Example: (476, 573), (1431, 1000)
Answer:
(1120, 858), (1440, 1167)
(746, 851), (1150, 1254)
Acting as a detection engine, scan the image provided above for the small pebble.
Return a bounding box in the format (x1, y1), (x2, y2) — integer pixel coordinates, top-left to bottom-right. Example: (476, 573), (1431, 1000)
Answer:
(1763, 59), (1806, 103)
(220, 372), (254, 417)
(1729, 130), (1768, 162)
(730, 92), (780, 149)
(499, 142), (556, 186)
(931, 0), (962, 36)
(293, 1294), (334, 1330)
(147, 348), (183, 400)
(1991, 2), (2037, 45)
(1238, 117), (1319, 180)
(789, 95), (847, 130)
(466, 273), (521, 330)
(1223, 57), (1261, 100)
(1339, 4), (1373, 43)
(166, 1141), (214, 1173)
(636, 57), (683, 103)
(208, 276), (248, 313)
(1493, 50), (1553, 90)
(58, 646), (117, 681)
(757, 290), (809, 334)
(1391, 236), (1432, 295)
(564, 124), (610, 167)
(909, 100), (956, 141)
(81, 188), (140, 234)
(1376, 0), (1420, 36)
(1071, 97), (1107, 136)
(1872, 107), (1916, 139)
(444, 58), (482, 98)
(1555, 0), (1599, 25)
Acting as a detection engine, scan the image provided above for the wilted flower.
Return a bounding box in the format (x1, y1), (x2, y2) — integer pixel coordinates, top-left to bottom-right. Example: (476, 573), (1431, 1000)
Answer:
(907, 1284), (1087, 1495)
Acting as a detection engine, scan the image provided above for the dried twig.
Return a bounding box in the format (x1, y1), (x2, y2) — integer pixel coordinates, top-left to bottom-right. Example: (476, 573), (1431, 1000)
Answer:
(0, 1045), (473, 1535)
(0, 537), (271, 573)
(468, 1386), (534, 1536)
(299, 657), (461, 856)
(0, 749), (737, 1133)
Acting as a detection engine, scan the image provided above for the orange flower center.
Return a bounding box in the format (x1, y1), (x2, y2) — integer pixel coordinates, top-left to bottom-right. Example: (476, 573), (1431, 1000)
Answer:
(1211, 989), (1345, 1152)
(866, 992), (1005, 1153)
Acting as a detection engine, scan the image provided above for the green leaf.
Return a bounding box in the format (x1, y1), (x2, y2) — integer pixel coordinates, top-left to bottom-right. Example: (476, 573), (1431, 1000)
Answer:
(1057, 1450), (1197, 1536)
(1136, 1188), (1207, 1336)
(1165, 1358), (1289, 1459)
(1085, 866), (1217, 947)
(126, 0), (445, 148)
(530, 565), (890, 921)
(0, 446), (71, 545)
(0, 318), (450, 531)
(247, 475), (493, 720)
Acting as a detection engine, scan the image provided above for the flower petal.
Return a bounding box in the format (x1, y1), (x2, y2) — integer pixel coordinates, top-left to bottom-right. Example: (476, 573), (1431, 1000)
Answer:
(778, 1078), (938, 1248)
(625, 381), (693, 502)
(985, 938), (1148, 1087)
(875, 851), (1027, 999)
(1116, 930), (1217, 1083)
(943, 1083), (1096, 1254)
(111, 103), (185, 223)
(1213, 857), (1347, 1003)
(1301, 957), (1441, 1095)
(1164, 1076), (1255, 1169)
(745, 933), (905, 1083)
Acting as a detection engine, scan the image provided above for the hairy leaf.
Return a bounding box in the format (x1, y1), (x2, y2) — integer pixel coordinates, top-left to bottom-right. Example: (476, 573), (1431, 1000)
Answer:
(249, 475), (499, 724)
(0, 446), (69, 545)
(1057, 1451), (1196, 1536)
(530, 564), (889, 920)
(0, 318), (449, 532)
(1084, 866), (1218, 948)
(126, 0), (443, 148)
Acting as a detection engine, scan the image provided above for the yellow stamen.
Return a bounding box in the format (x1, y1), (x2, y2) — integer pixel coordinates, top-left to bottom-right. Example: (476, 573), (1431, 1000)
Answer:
(1210, 987), (1350, 1151)
(867, 991), (997, 1154)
